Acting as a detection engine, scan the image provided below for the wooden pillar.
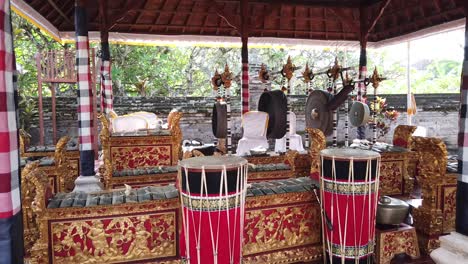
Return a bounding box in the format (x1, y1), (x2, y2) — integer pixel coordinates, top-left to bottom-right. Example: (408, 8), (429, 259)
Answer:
(99, 0), (113, 114)
(35, 53), (44, 145)
(357, 6), (368, 140)
(240, 0), (249, 115)
(0, 0), (24, 263)
(75, 0), (95, 177)
(456, 2), (468, 236)
(51, 83), (57, 143)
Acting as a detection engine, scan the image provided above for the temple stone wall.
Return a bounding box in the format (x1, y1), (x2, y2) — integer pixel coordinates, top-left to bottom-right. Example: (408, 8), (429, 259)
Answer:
(28, 93), (459, 152)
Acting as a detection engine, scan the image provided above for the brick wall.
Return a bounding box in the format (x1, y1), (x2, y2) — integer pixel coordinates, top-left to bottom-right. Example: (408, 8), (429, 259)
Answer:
(29, 93), (459, 153)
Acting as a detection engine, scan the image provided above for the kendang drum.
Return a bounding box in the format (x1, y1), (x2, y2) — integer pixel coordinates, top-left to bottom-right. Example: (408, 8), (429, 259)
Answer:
(178, 156), (248, 264)
(319, 148), (381, 263)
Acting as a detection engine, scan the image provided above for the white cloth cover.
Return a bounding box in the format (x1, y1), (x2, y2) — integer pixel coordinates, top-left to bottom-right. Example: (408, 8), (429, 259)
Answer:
(236, 111), (269, 156)
(413, 126), (427, 137)
(112, 115), (148, 132)
(275, 112), (305, 152)
(131, 111), (161, 129)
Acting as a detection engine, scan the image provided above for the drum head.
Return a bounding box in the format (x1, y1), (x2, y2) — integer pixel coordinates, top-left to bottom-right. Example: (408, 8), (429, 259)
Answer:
(179, 156), (247, 170)
(349, 101), (370, 127)
(305, 90), (333, 136)
(320, 148), (380, 160)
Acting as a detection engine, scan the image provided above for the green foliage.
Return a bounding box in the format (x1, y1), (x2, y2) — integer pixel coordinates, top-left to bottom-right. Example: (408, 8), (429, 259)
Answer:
(13, 13), (63, 97)
(18, 94), (38, 131)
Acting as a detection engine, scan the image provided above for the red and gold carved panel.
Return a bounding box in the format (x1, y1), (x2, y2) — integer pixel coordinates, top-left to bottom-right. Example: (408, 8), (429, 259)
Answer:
(244, 204), (320, 254)
(49, 212), (177, 264)
(111, 145), (172, 171)
(243, 192), (322, 263)
(441, 185), (457, 233)
(376, 224), (420, 264)
(379, 159), (404, 196)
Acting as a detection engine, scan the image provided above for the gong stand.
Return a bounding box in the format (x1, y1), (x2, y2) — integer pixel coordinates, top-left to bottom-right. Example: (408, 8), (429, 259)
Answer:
(211, 65), (234, 154)
(302, 62), (314, 148)
(368, 67), (386, 145)
(327, 58), (342, 147)
(282, 56), (296, 151)
(258, 63), (270, 92)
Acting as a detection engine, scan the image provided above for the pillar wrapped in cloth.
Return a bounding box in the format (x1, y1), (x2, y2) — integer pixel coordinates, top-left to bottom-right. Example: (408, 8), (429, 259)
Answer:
(178, 156), (248, 264)
(319, 148), (381, 263)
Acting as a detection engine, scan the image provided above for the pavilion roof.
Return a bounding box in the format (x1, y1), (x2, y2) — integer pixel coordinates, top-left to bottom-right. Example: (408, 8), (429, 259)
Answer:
(15, 0), (466, 45)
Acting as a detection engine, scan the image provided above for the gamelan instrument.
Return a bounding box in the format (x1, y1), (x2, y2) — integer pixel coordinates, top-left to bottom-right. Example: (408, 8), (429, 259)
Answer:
(349, 101), (371, 127)
(178, 156), (248, 264)
(305, 90), (334, 136)
(319, 148), (381, 263)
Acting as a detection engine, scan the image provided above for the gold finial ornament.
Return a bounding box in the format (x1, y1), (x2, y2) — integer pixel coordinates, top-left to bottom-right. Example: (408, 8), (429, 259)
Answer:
(344, 71), (353, 85)
(259, 63), (270, 83)
(302, 63), (313, 84)
(369, 67), (386, 89)
(328, 57), (341, 81)
(282, 56), (295, 81)
(221, 64), (233, 89)
(211, 69), (222, 90)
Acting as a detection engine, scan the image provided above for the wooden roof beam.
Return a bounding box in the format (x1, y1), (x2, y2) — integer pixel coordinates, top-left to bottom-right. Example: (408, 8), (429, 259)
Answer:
(47, 0), (73, 25)
(365, 0), (392, 38)
(328, 7), (359, 32)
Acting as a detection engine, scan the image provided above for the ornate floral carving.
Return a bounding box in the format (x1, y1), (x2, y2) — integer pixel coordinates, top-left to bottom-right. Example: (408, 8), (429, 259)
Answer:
(244, 195), (321, 255)
(441, 183), (457, 233)
(50, 213), (176, 263)
(22, 165), (50, 262)
(168, 110), (183, 160)
(379, 159), (404, 195)
(376, 225), (420, 264)
(111, 145), (172, 170)
(307, 128), (326, 179)
(392, 125), (417, 148)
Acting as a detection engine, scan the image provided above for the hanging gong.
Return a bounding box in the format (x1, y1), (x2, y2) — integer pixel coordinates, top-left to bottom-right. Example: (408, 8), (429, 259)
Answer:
(305, 90), (333, 136)
(349, 101), (371, 127)
(212, 102), (227, 138)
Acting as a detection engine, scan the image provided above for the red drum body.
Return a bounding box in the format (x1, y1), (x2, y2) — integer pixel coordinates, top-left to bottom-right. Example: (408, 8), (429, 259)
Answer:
(320, 148), (380, 264)
(178, 156), (248, 264)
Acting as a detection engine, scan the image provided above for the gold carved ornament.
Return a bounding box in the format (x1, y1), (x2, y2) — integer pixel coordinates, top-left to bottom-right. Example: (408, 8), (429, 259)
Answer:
(21, 161), (41, 255)
(168, 110), (183, 161)
(282, 56), (295, 81)
(99, 114), (113, 188)
(410, 136), (449, 239)
(306, 128), (326, 177)
(19, 129), (31, 156)
(285, 150), (299, 173)
(54, 136), (76, 192)
(392, 125), (417, 148)
(24, 165), (51, 264)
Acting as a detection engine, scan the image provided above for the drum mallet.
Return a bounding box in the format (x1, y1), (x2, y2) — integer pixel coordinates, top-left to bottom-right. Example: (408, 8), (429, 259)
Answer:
(311, 184), (333, 231)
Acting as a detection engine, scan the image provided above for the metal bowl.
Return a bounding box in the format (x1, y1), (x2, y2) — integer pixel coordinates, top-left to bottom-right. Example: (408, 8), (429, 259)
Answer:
(376, 196), (410, 225)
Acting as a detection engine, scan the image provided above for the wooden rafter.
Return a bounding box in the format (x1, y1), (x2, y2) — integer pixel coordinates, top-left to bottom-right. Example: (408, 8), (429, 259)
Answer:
(328, 7), (359, 32)
(365, 0), (392, 38)
(47, 0), (73, 25)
